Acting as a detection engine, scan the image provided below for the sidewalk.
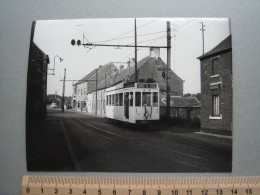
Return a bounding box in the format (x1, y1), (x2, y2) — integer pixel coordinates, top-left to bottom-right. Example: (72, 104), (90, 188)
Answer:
(65, 109), (105, 118)
(170, 131), (232, 151)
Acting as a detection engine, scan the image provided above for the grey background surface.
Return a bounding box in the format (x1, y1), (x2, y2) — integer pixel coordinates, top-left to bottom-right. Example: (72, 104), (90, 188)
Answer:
(0, 0), (259, 194)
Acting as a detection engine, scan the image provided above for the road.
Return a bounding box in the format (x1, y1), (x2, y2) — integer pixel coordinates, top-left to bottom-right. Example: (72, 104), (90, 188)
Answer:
(27, 108), (232, 172)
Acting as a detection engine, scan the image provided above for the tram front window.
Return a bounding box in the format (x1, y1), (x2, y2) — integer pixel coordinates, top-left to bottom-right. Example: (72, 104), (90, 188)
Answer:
(142, 92), (151, 106)
(135, 92), (141, 106)
(153, 92), (158, 106)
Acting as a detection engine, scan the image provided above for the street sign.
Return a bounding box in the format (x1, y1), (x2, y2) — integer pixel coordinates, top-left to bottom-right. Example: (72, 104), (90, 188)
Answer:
(22, 176), (260, 195)
(157, 67), (170, 71)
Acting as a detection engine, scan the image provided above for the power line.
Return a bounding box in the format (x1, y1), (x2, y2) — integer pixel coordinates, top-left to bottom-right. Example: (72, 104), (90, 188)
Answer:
(91, 30), (165, 44)
(174, 19), (195, 30)
(103, 18), (160, 42)
(120, 35), (166, 61)
(69, 46), (96, 78)
(128, 36), (166, 45)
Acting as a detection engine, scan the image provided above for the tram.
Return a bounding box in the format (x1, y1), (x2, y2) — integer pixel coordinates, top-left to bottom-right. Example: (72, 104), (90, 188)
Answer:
(105, 82), (160, 123)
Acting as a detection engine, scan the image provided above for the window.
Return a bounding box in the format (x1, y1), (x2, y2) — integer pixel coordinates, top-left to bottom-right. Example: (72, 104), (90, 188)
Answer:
(129, 92), (133, 106)
(153, 92), (158, 106)
(212, 58), (219, 76)
(115, 94), (119, 106)
(84, 88), (86, 95)
(142, 92), (151, 106)
(112, 94), (115, 106)
(135, 92), (141, 106)
(212, 95), (220, 116)
(119, 93), (123, 106)
(109, 95), (111, 106)
(78, 89), (80, 96)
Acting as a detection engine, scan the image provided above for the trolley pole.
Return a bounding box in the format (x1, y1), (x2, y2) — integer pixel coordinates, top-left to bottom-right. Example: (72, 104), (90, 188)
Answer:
(134, 18), (138, 83)
(62, 68), (66, 113)
(95, 69), (98, 115)
(166, 21), (171, 119)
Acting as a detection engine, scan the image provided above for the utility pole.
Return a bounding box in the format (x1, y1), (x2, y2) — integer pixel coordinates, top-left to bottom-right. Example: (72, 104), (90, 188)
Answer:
(62, 68), (66, 112)
(105, 73), (107, 89)
(200, 22), (206, 54)
(135, 18), (138, 83)
(95, 69), (98, 115)
(166, 21), (171, 119)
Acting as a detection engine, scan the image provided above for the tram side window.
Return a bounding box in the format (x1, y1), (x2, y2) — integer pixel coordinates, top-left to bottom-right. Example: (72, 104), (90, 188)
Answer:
(130, 92), (133, 106)
(119, 93), (123, 106)
(106, 96), (108, 105)
(142, 92), (151, 106)
(115, 94), (119, 106)
(135, 92), (141, 106)
(153, 92), (158, 106)
(112, 94), (115, 106)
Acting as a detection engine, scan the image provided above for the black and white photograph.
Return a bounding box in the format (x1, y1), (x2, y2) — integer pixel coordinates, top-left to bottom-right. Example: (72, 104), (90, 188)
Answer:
(26, 18), (232, 172)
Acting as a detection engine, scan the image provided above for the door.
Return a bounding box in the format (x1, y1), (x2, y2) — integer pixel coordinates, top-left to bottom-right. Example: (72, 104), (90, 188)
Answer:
(124, 92), (129, 119)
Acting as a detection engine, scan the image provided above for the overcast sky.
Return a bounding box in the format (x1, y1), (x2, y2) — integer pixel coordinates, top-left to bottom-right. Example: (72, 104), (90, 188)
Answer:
(33, 18), (231, 96)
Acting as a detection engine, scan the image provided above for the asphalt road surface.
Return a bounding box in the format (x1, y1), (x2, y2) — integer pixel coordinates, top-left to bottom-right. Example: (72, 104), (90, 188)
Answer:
(27, 108), (232, 172)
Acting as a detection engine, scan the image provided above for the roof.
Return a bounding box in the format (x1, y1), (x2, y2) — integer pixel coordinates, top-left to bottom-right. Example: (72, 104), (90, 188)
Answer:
(75, 69), (97, 85)
(74, 62), (117, 86)
(161, 96), (201, 108)
(198, 35), (232, 60)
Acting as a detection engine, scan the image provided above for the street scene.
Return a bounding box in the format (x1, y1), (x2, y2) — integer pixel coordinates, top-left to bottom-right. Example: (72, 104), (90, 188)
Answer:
(26, 18), (232, 172)
(27, 107), (231, 172)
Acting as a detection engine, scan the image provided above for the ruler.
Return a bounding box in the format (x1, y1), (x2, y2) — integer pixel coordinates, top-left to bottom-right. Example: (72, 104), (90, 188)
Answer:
(21, 176), (260, 195)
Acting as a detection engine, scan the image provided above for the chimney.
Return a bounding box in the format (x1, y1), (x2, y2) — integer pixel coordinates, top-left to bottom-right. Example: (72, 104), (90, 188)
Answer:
(99, 65), (103, 69)
(150, 47), (160, 60)
(119, 65), (124, 71)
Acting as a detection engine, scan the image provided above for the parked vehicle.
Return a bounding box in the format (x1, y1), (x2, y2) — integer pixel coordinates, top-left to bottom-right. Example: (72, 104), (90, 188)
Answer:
(50, 103), (59, 108)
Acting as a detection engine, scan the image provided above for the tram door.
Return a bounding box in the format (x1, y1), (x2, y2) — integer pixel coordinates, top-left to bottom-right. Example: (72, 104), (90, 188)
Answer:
(124, 92), (129, 119)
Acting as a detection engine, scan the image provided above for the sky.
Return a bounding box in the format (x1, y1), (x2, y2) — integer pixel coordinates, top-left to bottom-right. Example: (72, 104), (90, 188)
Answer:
(33, 18), (231, 96)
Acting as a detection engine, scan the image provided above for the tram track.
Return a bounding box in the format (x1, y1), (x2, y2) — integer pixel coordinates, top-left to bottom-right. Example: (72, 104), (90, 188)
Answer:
(60, 114), (230, 171)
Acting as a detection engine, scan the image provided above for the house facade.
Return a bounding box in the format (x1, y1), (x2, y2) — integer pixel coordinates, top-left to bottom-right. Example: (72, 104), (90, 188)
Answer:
(198, 35), (232, 135)
(72, 63), (118, 113)
(27, 21), (50, 120)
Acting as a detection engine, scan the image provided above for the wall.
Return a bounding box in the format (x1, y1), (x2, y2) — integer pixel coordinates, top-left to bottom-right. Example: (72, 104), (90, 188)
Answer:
(200, 51), (232, 135)
(160, 107), (200, 121)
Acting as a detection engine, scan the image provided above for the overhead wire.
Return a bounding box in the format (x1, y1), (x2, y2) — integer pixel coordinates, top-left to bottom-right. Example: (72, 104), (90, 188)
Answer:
(120, 35), (166, 61)
(91, 30), (165, 44)
(94, 18), (160, 43)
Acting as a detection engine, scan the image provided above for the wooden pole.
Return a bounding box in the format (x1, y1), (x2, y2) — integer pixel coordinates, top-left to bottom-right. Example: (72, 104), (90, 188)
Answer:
(62, 68), (66, 112)
(166, 21), (171, 119)
(95, 69), (98, 115)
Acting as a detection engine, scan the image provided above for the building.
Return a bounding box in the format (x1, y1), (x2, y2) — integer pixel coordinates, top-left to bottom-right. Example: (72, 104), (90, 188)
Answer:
(72, 48), (184, 117)
(26, 21), (50, 120)
(72, 63), (118, 112)
(198, 35), (232, 135)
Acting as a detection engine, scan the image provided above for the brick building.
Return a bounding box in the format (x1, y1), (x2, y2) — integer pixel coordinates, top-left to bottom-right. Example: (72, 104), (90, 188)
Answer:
(198, 35), (232, 135)
(26, 21), (50, 120)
